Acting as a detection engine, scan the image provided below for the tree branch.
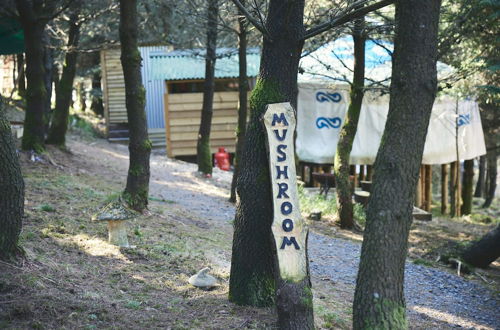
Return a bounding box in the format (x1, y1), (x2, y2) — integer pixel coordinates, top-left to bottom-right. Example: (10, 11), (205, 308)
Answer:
(229, 0), (270, 39)
(303, 0), (394, 41)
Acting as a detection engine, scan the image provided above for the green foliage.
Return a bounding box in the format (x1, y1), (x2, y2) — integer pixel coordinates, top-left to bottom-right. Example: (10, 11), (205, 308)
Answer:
(125, 300), (142, 310)
(353, 203), (367, 226)
(69, 114), (98, 138)
(412, 258), (433, 267)
(323, 311), (348, 329)
(298, 185), (337, 216)
(439, 0), (499, 106)
(38, 204), (56, 212)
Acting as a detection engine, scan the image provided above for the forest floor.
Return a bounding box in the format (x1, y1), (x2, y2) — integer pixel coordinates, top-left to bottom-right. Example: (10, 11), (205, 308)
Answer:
(1, 130), (499, 329)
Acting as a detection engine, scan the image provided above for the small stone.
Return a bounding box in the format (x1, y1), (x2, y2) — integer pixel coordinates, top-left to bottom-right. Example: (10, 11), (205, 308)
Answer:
(188, 267), (217, 288)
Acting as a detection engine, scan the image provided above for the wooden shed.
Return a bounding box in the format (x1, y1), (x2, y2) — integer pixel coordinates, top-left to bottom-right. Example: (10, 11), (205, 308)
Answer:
(100, 45), (171, 147)
(150, 49), (260, 157)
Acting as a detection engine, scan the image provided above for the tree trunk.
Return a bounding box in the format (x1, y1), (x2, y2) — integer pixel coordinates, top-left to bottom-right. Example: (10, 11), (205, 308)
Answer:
(42, 31), (53, 134)
(483, 150), (497, 208)
(197, 0), (218, 175)
(473, 156), (484, 197)
(17, 0), (47, 153)
(461, 159), (474, 215)
(229, 1), (248, 203)
(16, 53), (26, 98)
(441, 164), (448, 214)
(0, 96), (25, 261)
(334, 16), (365, 229)
(353, 1), (440, 328)
(424, 165), (432, 211)
(90, 70), (104, 116)
(230, 4), (313, 326)
(462, 225), (500, 268)
(47, 11), (80, 146)
(119, 0), (151, 211)
(449, 161), (460, 217)
(366, 165), (373, 180)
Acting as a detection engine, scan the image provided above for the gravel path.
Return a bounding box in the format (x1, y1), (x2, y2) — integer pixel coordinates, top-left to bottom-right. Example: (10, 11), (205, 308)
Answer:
(309, 233), (500, 329)
(71, 138), (500, 329)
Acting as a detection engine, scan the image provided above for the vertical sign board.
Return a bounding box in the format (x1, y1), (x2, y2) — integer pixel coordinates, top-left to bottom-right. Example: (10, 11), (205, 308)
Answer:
(263, 102), (308, 282)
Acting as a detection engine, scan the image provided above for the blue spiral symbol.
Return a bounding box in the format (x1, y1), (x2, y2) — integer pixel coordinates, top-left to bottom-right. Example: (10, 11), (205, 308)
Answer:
(316, 117), (342, 129)
(316, 92), (342, 103)
(457, 114), (471, 127)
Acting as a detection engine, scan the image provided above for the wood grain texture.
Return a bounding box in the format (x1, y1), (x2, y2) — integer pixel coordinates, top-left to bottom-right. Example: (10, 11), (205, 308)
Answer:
(263, 103), (308, 282)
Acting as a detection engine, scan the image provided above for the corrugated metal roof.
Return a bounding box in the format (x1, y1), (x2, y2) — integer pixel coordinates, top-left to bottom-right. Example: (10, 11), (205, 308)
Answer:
(150, 48), (260, 81)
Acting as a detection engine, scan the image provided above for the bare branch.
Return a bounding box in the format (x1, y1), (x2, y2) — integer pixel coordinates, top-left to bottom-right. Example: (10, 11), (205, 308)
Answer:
(303, 0), (394, 41)
(38, 0), (77, 22)
(230, 0), (270, 39)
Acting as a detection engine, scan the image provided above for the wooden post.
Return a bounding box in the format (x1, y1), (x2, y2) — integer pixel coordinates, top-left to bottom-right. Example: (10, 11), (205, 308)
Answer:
(366, 165), (373, 181)
(415, 166), (422, 207)
(450, 161), (459, 217)
(350, 165), (357, 188)
(441, 164), (448, 214)
(359, 165), (366, 182)
(424, 165), (432, 211)
(262, 102), (313, 326)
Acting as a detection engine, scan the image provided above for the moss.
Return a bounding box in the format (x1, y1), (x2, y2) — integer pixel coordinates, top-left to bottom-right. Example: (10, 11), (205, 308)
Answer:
(21, 132), (45, 153)
(248, 79), (284, 130)
(197, 139), (212, 175)
(122, 187), (148, 211)
(229, 272), (275, 307)
(129, 164), (143, 176)
(363, 297), (407, 330)
(301, 284), (314, 308)
(142, 139), (152, 152)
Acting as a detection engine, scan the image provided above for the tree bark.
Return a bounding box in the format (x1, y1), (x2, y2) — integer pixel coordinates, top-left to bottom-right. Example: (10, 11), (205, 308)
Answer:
(119, 0), (151, 211)
(483, 150), (497, 208)
(461, 159), (474, 215)
(230, 6), (315, 330)
(424, 165), (432, 211)
(16, 0), (48, 153)
(334, 16), (366, 229)
(449, 161), (461, 217)
(16, 53), (26, 98)
(197, 0), (218, 175)
(441, 164), (448, 214)
(90, 70), (104, 116)
(0, 96), (25, 261)
(229, 0), (248, 203)
(42, 31), (53, 134)
(47, 11), (80, 146)
(474, 156), (485, 197)
(462, 225), (500, 268)
(353, 0), (440, 328)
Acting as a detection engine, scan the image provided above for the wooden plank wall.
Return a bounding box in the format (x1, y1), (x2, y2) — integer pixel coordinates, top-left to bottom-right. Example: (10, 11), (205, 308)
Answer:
(166, 91), (239, 157)
(101, 49), (127, 124)
(101, 48), (166, 146)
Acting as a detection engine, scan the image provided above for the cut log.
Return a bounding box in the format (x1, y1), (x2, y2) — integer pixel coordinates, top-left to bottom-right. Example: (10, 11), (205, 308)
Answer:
(354, 191), (370, 207)
(360, 180), (372, 193)
(462, 225), (500, 268)
(412, 206), (432, 221)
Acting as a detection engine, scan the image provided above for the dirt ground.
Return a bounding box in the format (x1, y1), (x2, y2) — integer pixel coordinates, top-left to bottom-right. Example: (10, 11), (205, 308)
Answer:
(0, 132), (498, 329)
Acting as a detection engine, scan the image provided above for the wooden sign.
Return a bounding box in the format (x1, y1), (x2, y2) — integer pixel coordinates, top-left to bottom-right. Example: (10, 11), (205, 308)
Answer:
(263, 102), (308, 282)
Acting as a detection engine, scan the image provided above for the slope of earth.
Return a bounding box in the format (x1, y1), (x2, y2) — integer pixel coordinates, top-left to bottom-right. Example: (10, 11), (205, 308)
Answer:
(1, 134), (498, 329)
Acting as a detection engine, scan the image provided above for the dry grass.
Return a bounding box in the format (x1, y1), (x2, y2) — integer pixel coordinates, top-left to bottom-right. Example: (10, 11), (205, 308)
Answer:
(1, 134), (498, 329)
(0, 141), (275, 329)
